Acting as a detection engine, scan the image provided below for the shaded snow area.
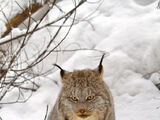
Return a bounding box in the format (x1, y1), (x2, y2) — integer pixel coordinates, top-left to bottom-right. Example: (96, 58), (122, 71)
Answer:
(1, 0), (160, 120)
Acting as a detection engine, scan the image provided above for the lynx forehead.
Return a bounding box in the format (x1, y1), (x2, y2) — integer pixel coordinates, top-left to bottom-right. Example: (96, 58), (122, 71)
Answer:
(63, 69), (101, 87)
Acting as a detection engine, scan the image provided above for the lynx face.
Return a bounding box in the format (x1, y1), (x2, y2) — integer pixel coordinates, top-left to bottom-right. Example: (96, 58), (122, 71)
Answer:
(59, 69), (109, 119)
(49, 55), (114, 120)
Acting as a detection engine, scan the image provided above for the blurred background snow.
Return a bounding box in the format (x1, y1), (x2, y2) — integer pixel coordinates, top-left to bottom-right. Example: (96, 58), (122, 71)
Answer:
(0, 0), (160, 120)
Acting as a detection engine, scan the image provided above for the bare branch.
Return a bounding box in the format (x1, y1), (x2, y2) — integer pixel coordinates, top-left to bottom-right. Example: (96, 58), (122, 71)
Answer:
(44, 105), (49, 120)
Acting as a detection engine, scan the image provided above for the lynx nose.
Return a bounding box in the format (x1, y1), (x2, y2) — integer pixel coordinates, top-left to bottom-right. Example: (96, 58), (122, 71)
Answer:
(79, 109), (86, 114)
(77, 109), (90, 118)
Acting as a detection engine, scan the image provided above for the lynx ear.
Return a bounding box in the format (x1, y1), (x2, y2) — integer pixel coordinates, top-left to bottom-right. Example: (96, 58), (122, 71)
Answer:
(98, 53), (105, 74)
(94, 53), (105, 78)
(53, 64), (68, 83)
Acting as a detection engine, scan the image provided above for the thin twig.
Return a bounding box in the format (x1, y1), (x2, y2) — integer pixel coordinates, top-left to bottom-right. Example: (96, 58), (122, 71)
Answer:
(44, 105), (49, 120)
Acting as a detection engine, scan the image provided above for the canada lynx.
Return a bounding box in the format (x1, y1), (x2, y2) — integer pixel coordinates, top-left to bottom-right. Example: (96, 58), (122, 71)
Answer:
(48, 54), (115, 120)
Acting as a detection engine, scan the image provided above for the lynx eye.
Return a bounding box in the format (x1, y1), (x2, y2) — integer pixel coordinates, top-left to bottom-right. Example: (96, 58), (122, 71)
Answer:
(70, 96), (79, 102)
(86, 95), (95, 101)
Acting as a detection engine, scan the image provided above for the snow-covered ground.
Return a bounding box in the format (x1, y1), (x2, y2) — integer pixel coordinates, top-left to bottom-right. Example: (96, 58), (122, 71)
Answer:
(1, 0), (160, 120)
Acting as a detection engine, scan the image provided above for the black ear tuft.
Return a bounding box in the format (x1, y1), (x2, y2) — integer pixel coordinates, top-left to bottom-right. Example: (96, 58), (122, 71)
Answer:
(53, 64), (64, 77)
(98, 64), (103, 73)
(98, 53), (105, 73)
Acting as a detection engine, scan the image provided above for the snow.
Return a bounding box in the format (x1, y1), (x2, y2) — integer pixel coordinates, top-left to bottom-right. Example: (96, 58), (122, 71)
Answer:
(1, 0), (160, 120)
(0, 0), (30, 37)
(0, 0), (46, 38)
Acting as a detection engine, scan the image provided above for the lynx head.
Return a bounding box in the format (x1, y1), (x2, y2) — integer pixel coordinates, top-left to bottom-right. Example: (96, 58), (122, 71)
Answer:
(54, 54), (109, 119)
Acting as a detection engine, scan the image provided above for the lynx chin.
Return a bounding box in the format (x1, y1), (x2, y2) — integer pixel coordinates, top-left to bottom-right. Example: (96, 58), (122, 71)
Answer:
(48, 54), (115, 120)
